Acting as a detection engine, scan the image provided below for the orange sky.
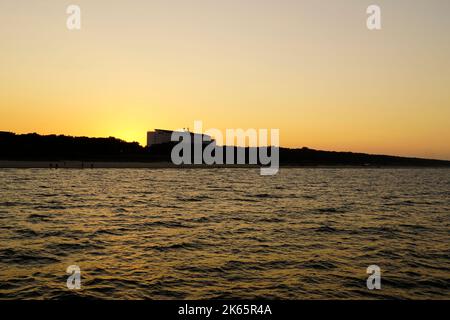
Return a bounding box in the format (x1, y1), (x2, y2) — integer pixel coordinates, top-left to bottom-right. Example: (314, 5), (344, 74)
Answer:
(1, 0), (449, 159)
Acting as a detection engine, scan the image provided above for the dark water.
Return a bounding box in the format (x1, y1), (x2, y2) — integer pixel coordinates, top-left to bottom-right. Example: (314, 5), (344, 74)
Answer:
(0, 168), (449, 299)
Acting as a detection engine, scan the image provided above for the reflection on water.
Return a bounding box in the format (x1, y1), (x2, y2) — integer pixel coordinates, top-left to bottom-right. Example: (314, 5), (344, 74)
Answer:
(0, 168), (449, 299)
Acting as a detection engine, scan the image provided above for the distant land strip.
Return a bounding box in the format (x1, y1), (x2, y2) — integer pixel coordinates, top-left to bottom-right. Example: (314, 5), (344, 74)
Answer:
(1, 132), (449, 168)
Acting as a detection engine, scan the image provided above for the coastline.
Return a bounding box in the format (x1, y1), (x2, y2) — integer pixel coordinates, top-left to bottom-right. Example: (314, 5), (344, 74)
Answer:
(0, 160), (258, 169)
(0, 160), (449, 169)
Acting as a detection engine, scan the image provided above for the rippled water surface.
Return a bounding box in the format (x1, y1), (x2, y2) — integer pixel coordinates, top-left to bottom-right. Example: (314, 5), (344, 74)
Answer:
(0, 168), (449, 299)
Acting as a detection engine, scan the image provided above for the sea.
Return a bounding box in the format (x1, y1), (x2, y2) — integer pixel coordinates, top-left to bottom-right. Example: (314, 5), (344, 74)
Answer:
(0, 168), (449, 299)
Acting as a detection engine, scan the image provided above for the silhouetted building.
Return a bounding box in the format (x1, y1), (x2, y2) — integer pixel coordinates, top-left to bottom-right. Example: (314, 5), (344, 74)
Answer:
(146, 129), (213, 147)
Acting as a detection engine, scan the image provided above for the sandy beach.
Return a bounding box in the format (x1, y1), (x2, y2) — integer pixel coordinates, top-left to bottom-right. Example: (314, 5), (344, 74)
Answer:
(0, 160), (262, 169)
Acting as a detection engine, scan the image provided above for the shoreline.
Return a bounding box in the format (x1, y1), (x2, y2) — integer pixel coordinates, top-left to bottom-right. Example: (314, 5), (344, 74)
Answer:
(0, 160), (449, 169)
(0, 160), (259, 169)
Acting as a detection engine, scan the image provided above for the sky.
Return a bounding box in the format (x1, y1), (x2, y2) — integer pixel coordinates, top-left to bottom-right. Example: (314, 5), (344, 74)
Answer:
(1, 0), (449, 159)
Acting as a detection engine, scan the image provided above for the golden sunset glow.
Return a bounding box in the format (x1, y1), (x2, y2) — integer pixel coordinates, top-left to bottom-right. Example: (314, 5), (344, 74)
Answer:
(1, 0), (449, 159)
